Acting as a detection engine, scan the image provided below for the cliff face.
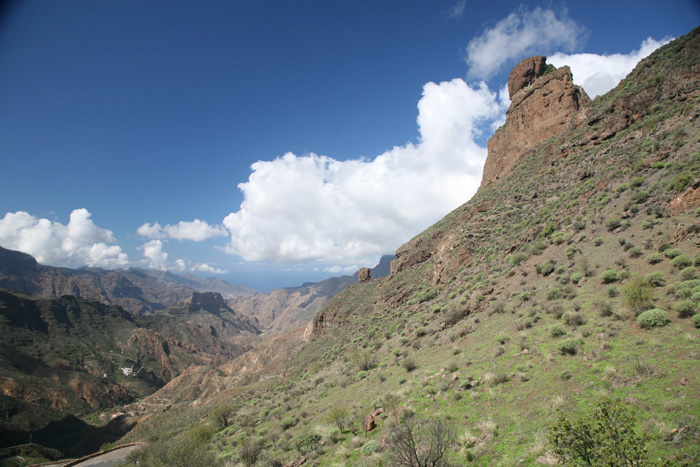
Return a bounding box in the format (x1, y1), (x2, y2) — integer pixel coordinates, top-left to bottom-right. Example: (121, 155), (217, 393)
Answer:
(482, 57), (589, 188)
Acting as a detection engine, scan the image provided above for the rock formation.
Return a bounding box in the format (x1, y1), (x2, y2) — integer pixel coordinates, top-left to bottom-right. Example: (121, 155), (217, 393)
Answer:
(358, 267), (371, 282)
(482, 57), (589, 188)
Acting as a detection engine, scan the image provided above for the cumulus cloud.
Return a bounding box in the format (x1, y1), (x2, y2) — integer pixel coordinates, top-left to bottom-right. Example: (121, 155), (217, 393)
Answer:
(223, 78), (505, 263)
(137, 219), (226, 241)
(548, 37), (671, 98)
(466, 7), (588, 79)
(139, 239), (228, 274)
(0, 209), (128, 268)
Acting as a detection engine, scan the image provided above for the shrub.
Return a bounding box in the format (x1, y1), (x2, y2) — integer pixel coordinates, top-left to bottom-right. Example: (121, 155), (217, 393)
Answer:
(663, 248), (682, 258)
(695, 253), (700, 267)
(599, 270), (620, 284)
(547, 287), (563, 300)
(387, 415), (455, 467)
(607, 286), (619, 298)
(570, 272), (584, 284)
(548, 398), (654, 466)
(646, 253), (662, 264)
(506, 252), (528, 267)
(327, 406), (351, 433)
(623, 277), (654, 313)
(627, 246), (643, 258)
(537, 261), (556, 276)
(593, 237), (604, 246)
(550, 324), (567, 337)
(672, 254), (693, 269)
(280, 417), (297, 431)
(605, 217), (622, 231)
(402, 357), (417, 372)
(295, 433), (321, 455)
(637, 308), (670, 328)
(360, 440), (382, 455)
(414, 327), (428, 338)
(643, 271), (666, 287)
(681, 267), (698, 280)
(564, 313), (587, 327)
(693, 314), (700, 328)
(668, 171), (694, 192)
(556, 338), (579, 355)
(674, 300), (697, 318)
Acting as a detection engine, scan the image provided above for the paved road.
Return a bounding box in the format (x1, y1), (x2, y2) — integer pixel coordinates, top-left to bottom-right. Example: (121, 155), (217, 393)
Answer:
(69, 445), (141, 467)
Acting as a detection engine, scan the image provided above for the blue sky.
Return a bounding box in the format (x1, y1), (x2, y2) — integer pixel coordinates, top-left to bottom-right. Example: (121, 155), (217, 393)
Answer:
(0, 1), (698, 291)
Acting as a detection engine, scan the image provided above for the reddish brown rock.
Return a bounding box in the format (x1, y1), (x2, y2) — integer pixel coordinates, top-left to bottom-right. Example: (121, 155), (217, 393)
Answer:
(483, 58), (589, 188)
(508, 55), (547, 98)
(363, 413), (377, 432)
(358, 267), (372, 282)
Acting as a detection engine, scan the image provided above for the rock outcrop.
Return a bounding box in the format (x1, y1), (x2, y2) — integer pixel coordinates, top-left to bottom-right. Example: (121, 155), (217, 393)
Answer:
(482, 57), (589, 188)
(358, 267), (371, 282)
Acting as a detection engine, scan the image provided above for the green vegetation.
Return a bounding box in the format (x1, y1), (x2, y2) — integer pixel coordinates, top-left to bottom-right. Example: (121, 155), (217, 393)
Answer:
(637, 308), (670, 328)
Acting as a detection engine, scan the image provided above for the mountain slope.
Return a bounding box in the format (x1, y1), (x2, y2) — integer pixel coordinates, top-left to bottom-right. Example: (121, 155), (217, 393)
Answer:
(123, 28), (700, 466)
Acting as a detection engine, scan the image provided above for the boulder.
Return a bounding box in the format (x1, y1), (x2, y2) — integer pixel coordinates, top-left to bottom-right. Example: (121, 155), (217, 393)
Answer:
(358, 268), (371, 282)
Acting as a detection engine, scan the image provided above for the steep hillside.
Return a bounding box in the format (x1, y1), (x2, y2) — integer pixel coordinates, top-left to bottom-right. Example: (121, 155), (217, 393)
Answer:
(229, 255), (394, 336)
(122, 28), (700, 466)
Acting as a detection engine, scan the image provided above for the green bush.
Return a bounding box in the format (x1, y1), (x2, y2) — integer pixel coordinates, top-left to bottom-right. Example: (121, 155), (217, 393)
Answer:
(623, 277), (653, 313)
(627, 246), (643, 258)
(402, 357), (417, 372)
(646, 253), (662, 264)
(695, 253), (700, 267)
(570, 272), (584, 284)
(547, 287), (563, 300)
(414, 327), (428, 337)
(637, 308), (670, 328)
(599, 270), (620, 284)
(663, 248), (682, 258)
(643, 271), (666, 287)
(593, 237), (604, 246)
(506, 252), (529, 267)
(556, 338), (579, 355)
(548, 398), (654, 466)
(674, 300), (697, 318)
(605, 217), (622, 231)
(295, 433), (321, 455)
(537, 261), (556, 276)
(693, 314), (700, 328)
(680, 267), (697, 280)
(280, 417), (297, 431)
(672, 254), (692, 269)
(360, 439), (382, 455)
(668, 171), (694, 192)
(607, 286), (619, 298)
(550, 324), (567, 338)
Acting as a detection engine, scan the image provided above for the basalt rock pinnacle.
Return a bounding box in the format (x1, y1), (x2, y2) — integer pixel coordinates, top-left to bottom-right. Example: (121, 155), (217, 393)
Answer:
(482, 56), (589, 188)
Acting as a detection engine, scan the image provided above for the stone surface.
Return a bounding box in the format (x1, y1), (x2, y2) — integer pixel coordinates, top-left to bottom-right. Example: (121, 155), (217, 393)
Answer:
(358, 267), (371, 282)
(508, 55), (547, 99)
(482, 60), (589, 188)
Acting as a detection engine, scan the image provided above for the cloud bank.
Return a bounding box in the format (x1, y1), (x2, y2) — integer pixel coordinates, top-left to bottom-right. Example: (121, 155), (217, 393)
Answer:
(137, 219), (226, 241)
(0, 209), (128, 268)
(223, 79), (504, 263)
(466, 6), (588, 79)
(548, 37), (671, 98)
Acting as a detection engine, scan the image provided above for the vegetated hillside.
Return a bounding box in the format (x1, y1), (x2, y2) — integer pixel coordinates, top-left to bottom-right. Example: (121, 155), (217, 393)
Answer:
(229, 255), (394, 336)
(0, 289), (260, 451)
(121, 28), (700, 466)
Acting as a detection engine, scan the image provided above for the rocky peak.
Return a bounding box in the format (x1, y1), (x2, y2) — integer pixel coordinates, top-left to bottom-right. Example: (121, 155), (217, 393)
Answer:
(187, 291), (227, 310)
(481, 56), (589, 189)
(508, 55), (547, 98)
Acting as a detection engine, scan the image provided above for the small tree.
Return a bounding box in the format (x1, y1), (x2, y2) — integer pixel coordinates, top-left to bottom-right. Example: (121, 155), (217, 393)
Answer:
(327, 406), (350, 433)
(211, 403), (235, 429)
(623, 276), (653, 314)
(351, 349), (377, 371)
(387, 414), (455, 467)
(548, 398), (653, 466)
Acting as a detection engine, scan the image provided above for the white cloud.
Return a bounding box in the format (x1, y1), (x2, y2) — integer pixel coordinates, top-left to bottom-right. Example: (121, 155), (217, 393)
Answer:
(137, 219), (226, 241)
(548, 37), (671, 98)
(222, 78), (505, 263)
(141, 239), (169, 270)
(0, 209), (128, 268)
(449, 0), (466, 19)
(193, 263), (228, 275)
(466, 7), (588, 79)
(324, 265), (358, 274)
(139, 240), (228, 274)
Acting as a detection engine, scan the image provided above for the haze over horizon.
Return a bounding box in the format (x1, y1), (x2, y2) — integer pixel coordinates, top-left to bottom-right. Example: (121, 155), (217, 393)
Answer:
(1, 0), (698, 291)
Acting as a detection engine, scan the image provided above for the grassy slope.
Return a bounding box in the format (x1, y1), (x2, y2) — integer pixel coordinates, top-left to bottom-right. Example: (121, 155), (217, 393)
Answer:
(125, 28), (700, 466)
